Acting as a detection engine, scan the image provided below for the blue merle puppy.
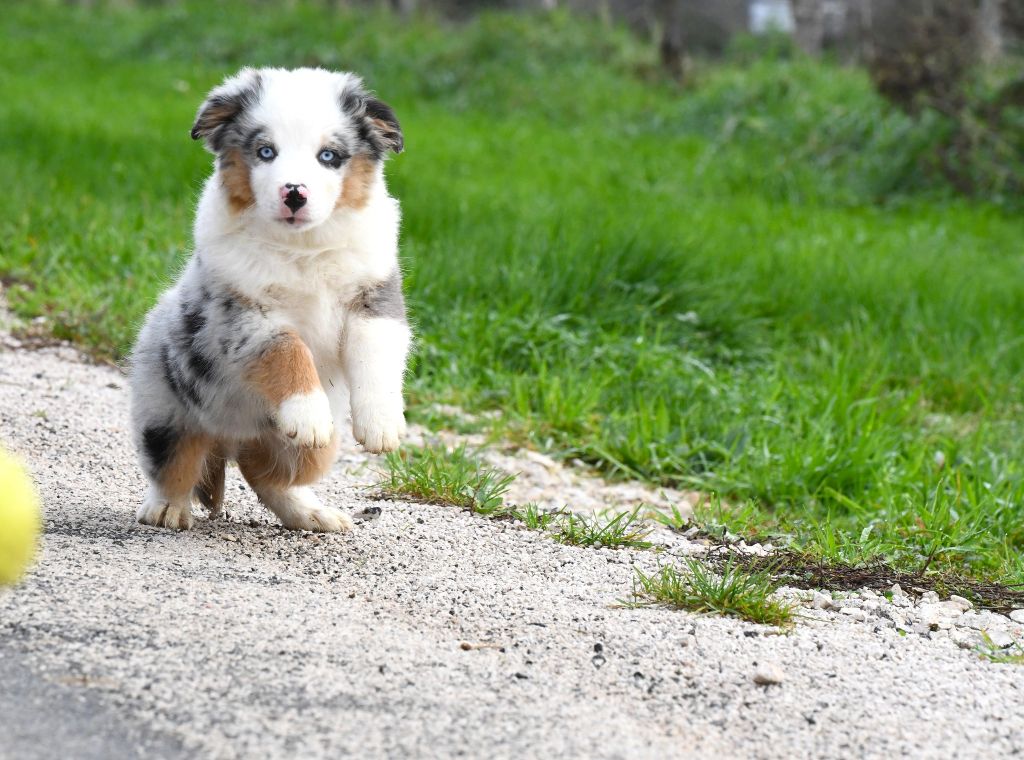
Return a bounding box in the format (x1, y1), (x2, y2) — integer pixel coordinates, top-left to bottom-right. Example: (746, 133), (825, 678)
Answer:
(130, 67), (410, 532)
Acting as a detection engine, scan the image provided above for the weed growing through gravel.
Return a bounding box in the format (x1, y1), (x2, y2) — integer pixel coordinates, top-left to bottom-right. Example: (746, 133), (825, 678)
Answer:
(551, 508), (654, 550)
(630, 559), (795, 627)
(381, 445), (654, 548)
(977, 634), (1024, 665)
(509, 502), (561, 531)
(380, 444), (515, 514)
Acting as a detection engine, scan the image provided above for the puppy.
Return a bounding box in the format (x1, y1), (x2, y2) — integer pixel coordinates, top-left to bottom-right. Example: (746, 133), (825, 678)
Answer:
(129, 67), (410, 532)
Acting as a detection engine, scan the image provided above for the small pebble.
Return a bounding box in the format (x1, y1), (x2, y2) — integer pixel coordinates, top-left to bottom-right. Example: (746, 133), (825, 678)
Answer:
(753, 664), (785, 686)
(1008, 610), (1024, 624)
(948, 595), (973, 612)
(986, 629), (1015, 650)
(811, 592), (836, 610)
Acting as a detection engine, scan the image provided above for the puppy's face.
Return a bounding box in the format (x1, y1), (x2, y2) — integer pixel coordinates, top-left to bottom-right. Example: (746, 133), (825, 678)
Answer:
(191, 67), (403, 231)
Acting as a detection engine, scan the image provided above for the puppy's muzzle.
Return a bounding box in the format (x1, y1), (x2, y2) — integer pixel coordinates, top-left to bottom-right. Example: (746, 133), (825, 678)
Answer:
(281, 183), (308, 213)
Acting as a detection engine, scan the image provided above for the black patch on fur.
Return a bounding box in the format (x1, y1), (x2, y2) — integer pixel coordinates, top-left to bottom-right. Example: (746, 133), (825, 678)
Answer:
(161, 344), (203, 408)
(220, 295), (240, 317)
(353, 271), (406, 321)
(142, 424), (177, 476)
(177, 300), (214, 381)
(187, 349), (214, 380)
(181, 302), (207, 338)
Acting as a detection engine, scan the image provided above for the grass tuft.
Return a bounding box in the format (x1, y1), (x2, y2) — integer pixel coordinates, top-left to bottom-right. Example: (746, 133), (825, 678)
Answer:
(630, 559), (795, 627)
(552, 508), (654, 550)
(379, 443), (515, 515)
(508, 502), (562, 531)
(976, 633), (1024, 665)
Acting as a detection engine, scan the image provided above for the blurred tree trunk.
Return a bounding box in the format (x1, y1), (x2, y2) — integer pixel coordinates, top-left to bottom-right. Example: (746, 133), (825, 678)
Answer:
(979, 0), (1004, 60)
(792, 0), (825, 54)
(655, 0), (686, 80)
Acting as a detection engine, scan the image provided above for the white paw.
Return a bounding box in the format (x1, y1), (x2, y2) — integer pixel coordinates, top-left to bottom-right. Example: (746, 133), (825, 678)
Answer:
(266, 487), (354, 533)
(351, 400), (406, 454)
(276, 391), (334, 448)
(137, 492), (193, 530)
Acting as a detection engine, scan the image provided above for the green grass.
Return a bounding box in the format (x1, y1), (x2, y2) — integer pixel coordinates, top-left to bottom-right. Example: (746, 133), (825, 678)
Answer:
(551, 508), (655, 550)
(3, 2), (1024, 583)
(380, 444), (648, 546)
(512, 502), (560, 532)
(977, 634), (1024, 665)
(379, 444), (515, 515)
(630, 560), (796, 627)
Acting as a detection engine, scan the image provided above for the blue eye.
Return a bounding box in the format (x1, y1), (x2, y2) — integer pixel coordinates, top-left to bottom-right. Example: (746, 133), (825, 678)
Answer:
(257, 146), (276, 161)
(318, 149), (336, 164)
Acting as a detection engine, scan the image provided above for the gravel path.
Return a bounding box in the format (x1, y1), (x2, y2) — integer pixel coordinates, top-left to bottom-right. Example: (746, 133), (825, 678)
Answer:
(1, 341), (1023, 759)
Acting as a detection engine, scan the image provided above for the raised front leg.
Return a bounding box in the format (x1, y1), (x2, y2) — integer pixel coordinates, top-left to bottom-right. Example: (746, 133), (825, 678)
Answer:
(247, 330), (334, 448)
(242, 330), (351, 531)
(343, 272), (411, 453)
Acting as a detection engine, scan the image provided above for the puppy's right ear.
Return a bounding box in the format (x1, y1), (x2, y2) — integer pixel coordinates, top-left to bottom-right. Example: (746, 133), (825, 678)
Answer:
(191, 68), (262, 152)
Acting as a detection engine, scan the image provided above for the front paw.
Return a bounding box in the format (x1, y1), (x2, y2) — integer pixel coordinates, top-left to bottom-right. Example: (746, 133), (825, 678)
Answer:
(137, 493), (193, 531)
(351, 401), (406, 454)
(276, 391), (334, 448)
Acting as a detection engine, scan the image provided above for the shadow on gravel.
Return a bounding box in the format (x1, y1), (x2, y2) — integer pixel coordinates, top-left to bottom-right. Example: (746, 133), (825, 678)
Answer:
(0, 652), (183, 760)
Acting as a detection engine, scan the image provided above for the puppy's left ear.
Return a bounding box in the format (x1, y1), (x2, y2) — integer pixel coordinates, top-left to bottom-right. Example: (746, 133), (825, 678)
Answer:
(364, 97), (404, 155)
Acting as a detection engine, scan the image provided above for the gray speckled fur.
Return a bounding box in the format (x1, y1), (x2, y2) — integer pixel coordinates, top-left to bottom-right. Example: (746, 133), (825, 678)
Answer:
(352, 270), (406, 322)
(129, 257), (283, 478)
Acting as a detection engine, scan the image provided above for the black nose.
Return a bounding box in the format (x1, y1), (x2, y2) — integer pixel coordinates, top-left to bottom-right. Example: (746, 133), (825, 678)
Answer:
(284, 187), (306, 213)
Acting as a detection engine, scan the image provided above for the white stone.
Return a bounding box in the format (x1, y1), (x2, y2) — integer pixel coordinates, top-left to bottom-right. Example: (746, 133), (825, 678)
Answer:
(921, 591), (940, 604)
(840, 607), (868, 622)
(1008, 610), (1024, 624)
(753, 663), (785, 685)
(950, 629), (980, 650)
(948, 595), (974, 612)
(986, 629), (1016, 650)
(811, 592), (836, 610)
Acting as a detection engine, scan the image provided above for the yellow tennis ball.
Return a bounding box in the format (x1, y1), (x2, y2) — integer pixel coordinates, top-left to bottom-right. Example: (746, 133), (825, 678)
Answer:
(0, 448), (41, 585)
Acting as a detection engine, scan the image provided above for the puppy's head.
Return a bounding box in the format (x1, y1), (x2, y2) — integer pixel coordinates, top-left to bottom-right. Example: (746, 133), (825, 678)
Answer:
(191, 67), (403, 230)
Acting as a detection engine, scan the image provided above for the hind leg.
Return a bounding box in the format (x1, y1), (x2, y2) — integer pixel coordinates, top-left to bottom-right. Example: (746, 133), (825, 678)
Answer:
(194, 443), (227, 519)
(137, 428), (212, 530)
(237, 435), (352, 533)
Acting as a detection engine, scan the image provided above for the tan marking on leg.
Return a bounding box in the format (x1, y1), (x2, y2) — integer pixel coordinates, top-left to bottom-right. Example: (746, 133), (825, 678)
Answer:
(246, 331), (321, 405)
(237, 434), (339, 490)
(335, 154), (375, 211)
(158, 433), (213, 501)
(220, 150), (254, 213)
